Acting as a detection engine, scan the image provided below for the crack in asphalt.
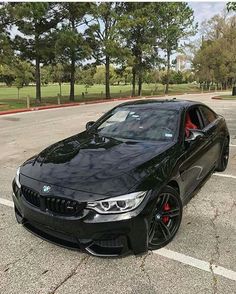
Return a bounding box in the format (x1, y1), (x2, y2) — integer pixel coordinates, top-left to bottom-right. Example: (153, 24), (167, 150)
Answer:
(209, 202), (220, 294)
(185, 196), (236, 293)
(1, 241), (43, 273)
(48, 255), (90, 294)
(139, 251), (153, 285)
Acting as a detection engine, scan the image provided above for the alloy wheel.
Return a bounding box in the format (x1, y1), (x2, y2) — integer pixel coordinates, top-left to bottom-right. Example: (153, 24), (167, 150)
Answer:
(148, 192), (182, 248)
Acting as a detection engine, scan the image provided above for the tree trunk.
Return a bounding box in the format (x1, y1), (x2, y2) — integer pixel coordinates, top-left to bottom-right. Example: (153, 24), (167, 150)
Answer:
(70, 55), (75, 101)
(59, 82), (62, 97)
(165, 51), (171, 95)
(138, 73), (142, 96)
(69, 18), (76, 102)
(105, 55), (110, 99)
(35, 54), (41, 103)
(132, 66), (136, 97)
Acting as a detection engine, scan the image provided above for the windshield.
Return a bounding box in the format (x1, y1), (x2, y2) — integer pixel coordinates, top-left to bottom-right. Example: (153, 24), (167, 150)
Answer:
(95, 106), (179, 142)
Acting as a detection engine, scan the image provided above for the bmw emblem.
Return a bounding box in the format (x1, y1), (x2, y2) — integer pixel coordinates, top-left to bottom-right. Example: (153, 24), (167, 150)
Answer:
(42, 185), (51, 193)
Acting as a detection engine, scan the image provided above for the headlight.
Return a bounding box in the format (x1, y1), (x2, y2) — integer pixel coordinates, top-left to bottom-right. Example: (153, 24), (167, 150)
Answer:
(87, 191), (147, 214)
(15, 167), (21, 188)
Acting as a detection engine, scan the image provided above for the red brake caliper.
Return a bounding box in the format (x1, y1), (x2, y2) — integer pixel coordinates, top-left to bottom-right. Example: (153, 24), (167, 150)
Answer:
(162, 202), (171, 223)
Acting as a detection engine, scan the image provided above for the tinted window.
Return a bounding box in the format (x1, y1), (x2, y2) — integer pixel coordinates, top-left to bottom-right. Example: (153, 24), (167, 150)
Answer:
(96, 107), (179, 142)
(200, 106), (217, 127)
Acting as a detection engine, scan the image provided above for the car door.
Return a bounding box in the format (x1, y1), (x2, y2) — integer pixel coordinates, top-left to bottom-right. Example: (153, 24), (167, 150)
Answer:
(198, 105), (222, 169)
(179, 106), (214, 200)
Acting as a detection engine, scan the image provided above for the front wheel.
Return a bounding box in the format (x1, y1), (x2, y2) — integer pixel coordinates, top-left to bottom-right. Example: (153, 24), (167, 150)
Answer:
(215, 138), (229, 172)
(148, 186), (182, 250)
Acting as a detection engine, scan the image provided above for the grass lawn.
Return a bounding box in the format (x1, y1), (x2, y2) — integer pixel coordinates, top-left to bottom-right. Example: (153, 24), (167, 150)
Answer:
(0, 83), (205, 111)
(214, 94), (236, 100)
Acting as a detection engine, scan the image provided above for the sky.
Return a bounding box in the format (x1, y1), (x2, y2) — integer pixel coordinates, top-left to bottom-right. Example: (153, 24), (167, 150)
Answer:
(189, 2), (227, 28)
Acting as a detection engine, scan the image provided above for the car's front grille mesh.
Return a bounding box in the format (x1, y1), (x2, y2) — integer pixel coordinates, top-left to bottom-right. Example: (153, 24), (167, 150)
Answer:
(21, 186), (40, 208)
(45, 197), (81, 215)
(21, 186), (84, 216)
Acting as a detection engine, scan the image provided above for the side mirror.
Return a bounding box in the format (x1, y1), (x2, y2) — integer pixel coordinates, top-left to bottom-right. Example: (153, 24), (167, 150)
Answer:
(86, 121), (95, 131)
(185, 129), (206, 143)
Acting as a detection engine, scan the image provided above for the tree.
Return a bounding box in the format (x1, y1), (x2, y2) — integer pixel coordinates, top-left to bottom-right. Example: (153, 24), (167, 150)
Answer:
(51, 63), (66, 97)
(172, 71), (184, 84)
(93, 65), (105, 85)
(120, 3), (158, 96)
(0, 3), (14, 66)
(85, 2), (125, 98)
(123, 66), (132, 85)
(41, 66), (51, 86)
(11, 2), (61, 103)
(227, 2), (236, 11)
(75, 66), (95, 92)
(14, 60), (34, 99)
(157, 3), (196, 94)
(0, 64), (15, 86)
(193, 14), (236, 89)
(56, 3), (91, 101)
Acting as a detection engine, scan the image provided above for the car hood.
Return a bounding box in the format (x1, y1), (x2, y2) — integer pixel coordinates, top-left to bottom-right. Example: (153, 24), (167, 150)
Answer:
(20, 132), (174, 196)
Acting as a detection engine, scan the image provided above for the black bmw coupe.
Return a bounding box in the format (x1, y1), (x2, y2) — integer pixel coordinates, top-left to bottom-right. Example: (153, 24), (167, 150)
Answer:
(12, 99), (229, 256)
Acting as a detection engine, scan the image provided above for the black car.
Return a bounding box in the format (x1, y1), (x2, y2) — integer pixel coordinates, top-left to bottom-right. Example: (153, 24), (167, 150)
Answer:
(12, 99), (229, 256)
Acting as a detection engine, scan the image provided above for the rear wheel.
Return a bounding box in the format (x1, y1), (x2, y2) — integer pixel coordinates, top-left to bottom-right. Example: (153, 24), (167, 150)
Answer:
(215, 138), (229, 172)
(148, 186), (182, 250)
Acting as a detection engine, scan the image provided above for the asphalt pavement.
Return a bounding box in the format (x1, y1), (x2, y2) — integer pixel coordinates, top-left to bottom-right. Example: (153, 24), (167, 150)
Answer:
(0, 92), (235, 294)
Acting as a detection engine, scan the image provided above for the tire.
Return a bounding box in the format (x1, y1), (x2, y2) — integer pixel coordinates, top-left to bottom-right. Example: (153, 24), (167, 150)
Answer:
(148, 186), (182, 250)
(215, 138), (229, 172)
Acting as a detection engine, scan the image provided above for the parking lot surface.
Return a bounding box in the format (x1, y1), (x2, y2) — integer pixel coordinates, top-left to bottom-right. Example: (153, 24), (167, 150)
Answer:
(0, 92), (236, 294)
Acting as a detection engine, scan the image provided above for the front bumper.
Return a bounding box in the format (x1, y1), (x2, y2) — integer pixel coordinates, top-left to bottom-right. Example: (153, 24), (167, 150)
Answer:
(12, 181), (154, 257)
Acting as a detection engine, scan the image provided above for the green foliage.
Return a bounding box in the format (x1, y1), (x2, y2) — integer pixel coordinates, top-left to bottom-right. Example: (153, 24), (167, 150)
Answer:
(93, 65), (105, 85)
(227, 2), (236, 11)
(0, 2), (200, 104)
(41, 66), (52, 86)
(14, 60), (34, 88)
(156, 2), (196, 93)
(51, 63), (66, 85)
(76, 66), (95, 88)
(172, 71), (184, 84)
(85, 2), (127, 98)
(193, 14), (236, 88)
(0, 59), (34, 89)
(0, 64), (15, 86)
(120, 2), (158, 95)
(0, 3), (14, 65)
(9, 2), (62, 101)
(56, 3), (92, 101)
(12, 3), (60, 61)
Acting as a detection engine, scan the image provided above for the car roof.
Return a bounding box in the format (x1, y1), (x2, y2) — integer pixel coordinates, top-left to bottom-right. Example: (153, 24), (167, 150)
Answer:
(118, 98), (204, 110)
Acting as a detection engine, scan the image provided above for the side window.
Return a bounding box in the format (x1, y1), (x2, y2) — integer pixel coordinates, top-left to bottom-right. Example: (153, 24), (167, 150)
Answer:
(187, 108), (202, 129)
(200, 106), (217, 127)
(185, 107), (203, 137)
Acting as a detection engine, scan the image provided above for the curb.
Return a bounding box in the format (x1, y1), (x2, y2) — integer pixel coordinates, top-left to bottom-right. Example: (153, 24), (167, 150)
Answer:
(0, 91), (229, 116)
(0, 96), (139, 116)
(211, 96), (222, 100)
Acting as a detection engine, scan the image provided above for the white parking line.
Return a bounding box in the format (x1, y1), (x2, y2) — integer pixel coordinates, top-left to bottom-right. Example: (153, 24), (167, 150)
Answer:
(214, 173), (236, 179)
(230, 144), (236, 147)
(0, 197), (236, 282)
(154, 248), (236, 282)
(0, 198), (14, 208)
